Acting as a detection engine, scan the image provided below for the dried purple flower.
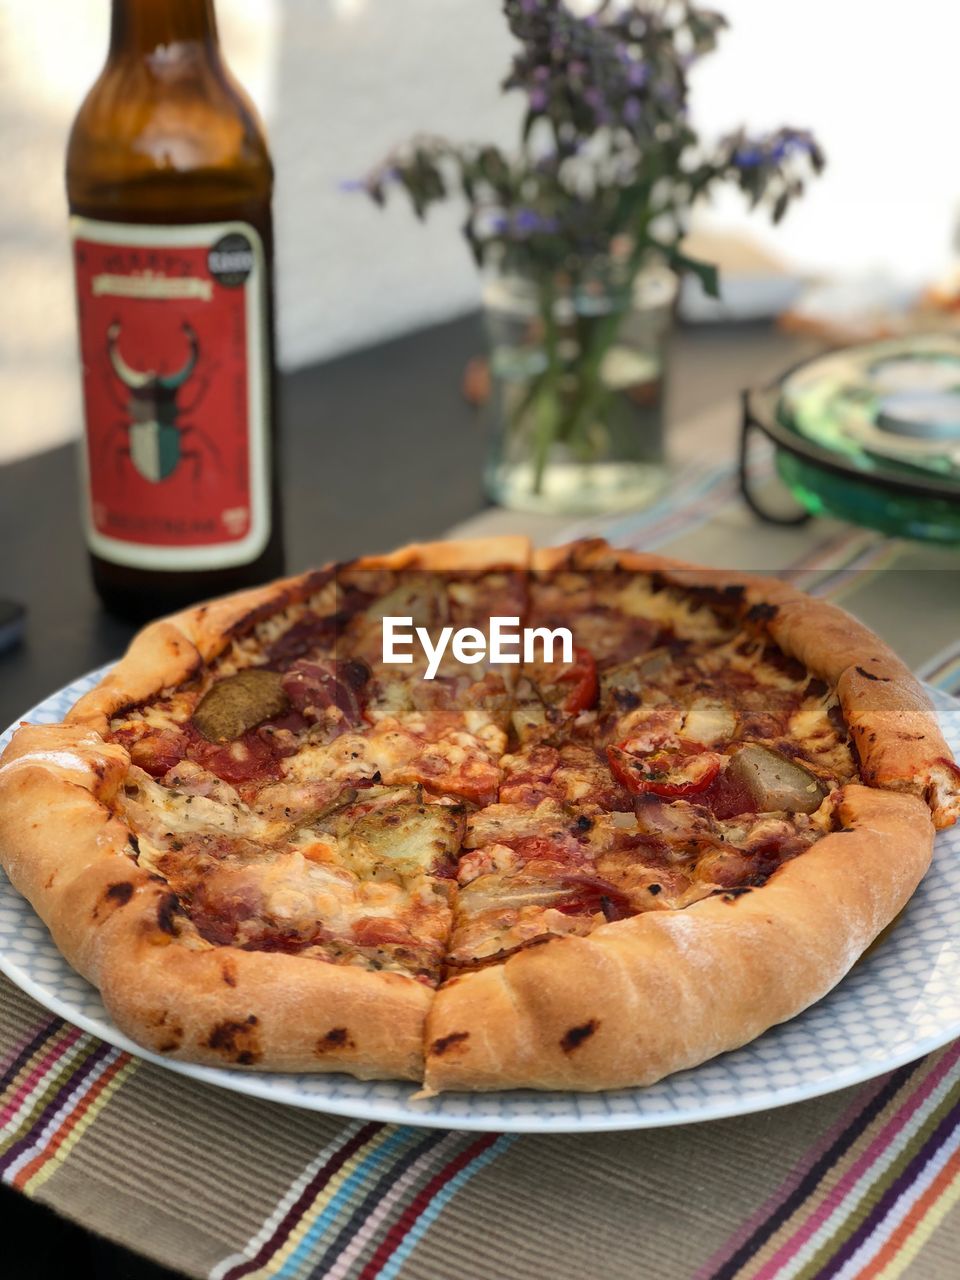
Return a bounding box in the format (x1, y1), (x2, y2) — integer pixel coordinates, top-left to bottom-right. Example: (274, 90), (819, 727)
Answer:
(356, 2), (823, 290)
(626, 61), (648, 88)
(513, 208), (559, 234)
(353, 0), (824, 496)
(770, 129), (820, 162)
(733, 145), (764, 168)
(623, 96), (642, 124)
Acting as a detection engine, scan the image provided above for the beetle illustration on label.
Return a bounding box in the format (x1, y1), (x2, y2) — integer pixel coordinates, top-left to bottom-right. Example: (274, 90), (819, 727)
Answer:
(72, 218), (271, 571)
(105, 320), (221, 485)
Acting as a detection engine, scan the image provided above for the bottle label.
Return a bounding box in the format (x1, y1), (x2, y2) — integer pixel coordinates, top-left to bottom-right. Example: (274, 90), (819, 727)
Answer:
(70, 217), (271, 570)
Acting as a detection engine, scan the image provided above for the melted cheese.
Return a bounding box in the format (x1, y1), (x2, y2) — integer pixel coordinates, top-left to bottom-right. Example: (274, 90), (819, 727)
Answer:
(616, 579), (733, 642)
(281, 734), (387, 784)
(121, 770), (281, 842)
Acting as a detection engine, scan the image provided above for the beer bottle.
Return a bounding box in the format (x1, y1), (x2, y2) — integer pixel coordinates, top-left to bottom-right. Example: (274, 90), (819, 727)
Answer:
(66, 0), (284, 621)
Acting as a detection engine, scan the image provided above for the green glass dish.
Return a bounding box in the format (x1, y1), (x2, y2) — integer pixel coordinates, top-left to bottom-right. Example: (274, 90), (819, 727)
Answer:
(775, 451), (960, 544)
(743, 335), (960, 544)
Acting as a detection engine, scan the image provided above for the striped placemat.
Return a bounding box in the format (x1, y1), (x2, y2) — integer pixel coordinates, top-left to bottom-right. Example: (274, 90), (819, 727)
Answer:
(2, 459), (959, 1280)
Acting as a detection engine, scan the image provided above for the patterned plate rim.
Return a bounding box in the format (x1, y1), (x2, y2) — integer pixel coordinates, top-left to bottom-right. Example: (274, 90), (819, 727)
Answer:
(1, 664), (958, 1134)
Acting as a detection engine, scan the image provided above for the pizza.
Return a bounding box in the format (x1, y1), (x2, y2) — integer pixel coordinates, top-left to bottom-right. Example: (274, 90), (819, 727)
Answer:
(0, 537), (957, 1093)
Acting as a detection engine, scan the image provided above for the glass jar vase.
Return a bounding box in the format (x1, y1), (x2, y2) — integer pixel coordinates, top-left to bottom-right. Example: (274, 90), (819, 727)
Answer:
(482, 265), (677, 515)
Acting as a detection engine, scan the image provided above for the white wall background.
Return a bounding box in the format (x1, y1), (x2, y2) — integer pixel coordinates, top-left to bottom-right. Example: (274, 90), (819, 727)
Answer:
(1, 0), (958, 461)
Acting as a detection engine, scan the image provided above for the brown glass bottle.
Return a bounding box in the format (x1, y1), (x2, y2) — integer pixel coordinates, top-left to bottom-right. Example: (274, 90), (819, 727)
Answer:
(66, 0), (284, 622)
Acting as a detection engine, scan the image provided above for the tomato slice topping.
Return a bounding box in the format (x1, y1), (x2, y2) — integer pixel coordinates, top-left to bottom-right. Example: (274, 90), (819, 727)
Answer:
(607, 742), (722, 798)
(558, 646), (599, 714)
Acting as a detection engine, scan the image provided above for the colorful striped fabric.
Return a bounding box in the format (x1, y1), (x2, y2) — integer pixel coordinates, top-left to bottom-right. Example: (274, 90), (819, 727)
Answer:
(1, 457), (958, 1280)
(0, 1019), (136, 1196)
(4, 1007), (960, 1278)
(697, 1044), (960, 1280)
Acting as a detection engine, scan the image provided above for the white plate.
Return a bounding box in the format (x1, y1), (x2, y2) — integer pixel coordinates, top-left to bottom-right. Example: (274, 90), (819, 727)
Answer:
(2, 667), (959, 1133)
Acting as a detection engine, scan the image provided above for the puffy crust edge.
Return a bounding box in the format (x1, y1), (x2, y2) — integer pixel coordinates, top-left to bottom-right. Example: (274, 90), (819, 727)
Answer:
(424, 786), (934, 1092)
(0, 538), (531, 1077)
(533, 541), (960, 828)
(1, 536), (955, 1087)
(66, 536), (532, 734)
(66, 569), (331, 733)
(350, 534), (531, 574)
(0, 722), (430, 1078)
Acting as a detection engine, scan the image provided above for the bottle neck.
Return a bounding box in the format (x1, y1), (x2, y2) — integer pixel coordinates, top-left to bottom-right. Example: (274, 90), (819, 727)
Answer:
(109, 0), (219, 56)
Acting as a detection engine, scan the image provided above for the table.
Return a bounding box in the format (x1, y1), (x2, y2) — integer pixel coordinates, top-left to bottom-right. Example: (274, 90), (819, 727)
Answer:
(2, 317), (959, 1280)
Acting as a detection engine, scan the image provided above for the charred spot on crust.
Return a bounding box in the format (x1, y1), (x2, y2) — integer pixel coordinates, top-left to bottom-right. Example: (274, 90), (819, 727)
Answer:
(430, 1031), (470, 1056)
(648, 883), (662, 896)
(573, 814), (594, 833)
(221, 960), (238, 988)
(722, 887), (753, 902)
(746, 602), (779, 623)
(156, 891), (182, 936)
(316, 1027), (354, 1053)
(561, 1020), (598, 1052)
(157, 1026), (183, 1052)
(105, 882), (134, 907)
(856, 665), (891, 682)
(206, 1015), (260, 1064)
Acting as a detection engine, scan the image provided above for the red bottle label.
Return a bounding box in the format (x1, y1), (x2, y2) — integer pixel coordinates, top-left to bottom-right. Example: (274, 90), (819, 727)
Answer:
(71, 218), (270, 570)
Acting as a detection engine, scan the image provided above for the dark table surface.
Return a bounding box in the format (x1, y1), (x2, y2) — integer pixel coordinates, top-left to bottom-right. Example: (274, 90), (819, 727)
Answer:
(0, 313), (804, 731)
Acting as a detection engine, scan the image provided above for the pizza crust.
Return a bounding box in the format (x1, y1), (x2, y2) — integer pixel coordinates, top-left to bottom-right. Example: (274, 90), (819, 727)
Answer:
(0, 536), (955, 1089)
(67, 536), (531, 734)
(67, 570), (326, 733)
(423, 786), (933, 1092)
(536, 542), (959, 828)
(0, 538), (531, 1080)
(0, 722), (430, 1079)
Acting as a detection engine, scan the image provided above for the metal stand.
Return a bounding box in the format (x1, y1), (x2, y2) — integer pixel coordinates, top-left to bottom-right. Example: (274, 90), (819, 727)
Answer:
(738, 387), (812, 527)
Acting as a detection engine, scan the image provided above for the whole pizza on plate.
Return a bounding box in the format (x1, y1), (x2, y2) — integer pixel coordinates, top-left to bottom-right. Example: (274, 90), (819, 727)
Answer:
(0, 538), (957, 1093)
